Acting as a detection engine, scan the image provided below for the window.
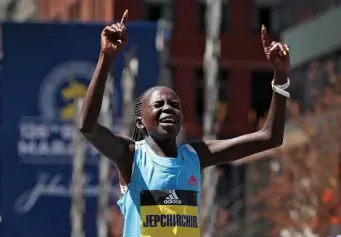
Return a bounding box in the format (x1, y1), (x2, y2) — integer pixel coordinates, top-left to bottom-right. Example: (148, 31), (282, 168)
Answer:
(90, 0), (96, 20)
(252, 3), (280, 34)
(259, 6), (271, 29)
(145, 3), (162, 21)
(159, 65), (175, 89)
(195, 68), (230, 123)
(197, 0), (229, 33)
(250, 71), (273, 124)
(53, 14), (61, 22)
(69, 1), (80, 21)
(6, 1), (16, 19)
(144, 0), (173, 22)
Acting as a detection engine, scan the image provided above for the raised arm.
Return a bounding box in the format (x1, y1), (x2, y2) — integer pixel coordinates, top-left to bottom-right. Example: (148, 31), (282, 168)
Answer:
(191, 26), (290, 168)
(78, 11), (135, 181)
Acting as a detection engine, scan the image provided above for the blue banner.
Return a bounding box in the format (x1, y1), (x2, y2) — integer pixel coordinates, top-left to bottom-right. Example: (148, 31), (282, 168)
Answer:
(0, 21), (157, 237)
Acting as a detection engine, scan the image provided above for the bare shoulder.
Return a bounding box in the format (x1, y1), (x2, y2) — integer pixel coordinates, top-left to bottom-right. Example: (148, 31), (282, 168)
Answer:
(81, 123), (135, 165)
(187, 140), (211, 169)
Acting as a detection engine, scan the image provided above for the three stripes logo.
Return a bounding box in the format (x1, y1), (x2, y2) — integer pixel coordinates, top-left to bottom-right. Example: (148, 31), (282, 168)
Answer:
(163, 190), (182, 205)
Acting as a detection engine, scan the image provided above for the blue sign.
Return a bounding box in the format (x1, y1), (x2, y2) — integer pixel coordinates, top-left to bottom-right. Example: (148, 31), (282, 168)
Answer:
(0, 21), (158, 237)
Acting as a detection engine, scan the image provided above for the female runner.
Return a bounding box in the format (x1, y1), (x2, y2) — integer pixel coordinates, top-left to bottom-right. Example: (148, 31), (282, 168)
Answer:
(78, 10), (291, 237)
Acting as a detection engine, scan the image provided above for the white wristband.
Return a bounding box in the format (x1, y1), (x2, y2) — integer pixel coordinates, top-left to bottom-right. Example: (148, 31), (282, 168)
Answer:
(271, 78), (290, 98)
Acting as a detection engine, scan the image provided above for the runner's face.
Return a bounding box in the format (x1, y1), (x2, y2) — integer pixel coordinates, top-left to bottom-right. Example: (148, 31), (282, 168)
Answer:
(140, 87), (182, 139)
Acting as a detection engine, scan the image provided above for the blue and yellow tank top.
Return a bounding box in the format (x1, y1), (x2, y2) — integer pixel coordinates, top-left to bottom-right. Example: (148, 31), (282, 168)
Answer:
(117, 140), (201, 237)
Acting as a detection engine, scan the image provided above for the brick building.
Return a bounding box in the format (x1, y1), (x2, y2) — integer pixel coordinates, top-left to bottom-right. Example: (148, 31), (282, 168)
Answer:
(38, 0), (281, 138)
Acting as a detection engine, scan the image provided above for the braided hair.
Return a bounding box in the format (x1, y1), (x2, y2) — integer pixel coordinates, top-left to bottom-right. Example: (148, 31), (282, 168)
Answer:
(132, 93), (146, 141)
(132, 87), (157, 141)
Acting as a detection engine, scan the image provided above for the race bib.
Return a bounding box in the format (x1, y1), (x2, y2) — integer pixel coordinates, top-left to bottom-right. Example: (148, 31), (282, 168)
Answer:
(140, 190), (199, 237)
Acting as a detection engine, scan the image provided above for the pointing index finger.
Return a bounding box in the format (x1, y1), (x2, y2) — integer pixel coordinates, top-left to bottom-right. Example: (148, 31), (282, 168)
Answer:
(261, 25), (270, 48)
(121, 9), (128, 24)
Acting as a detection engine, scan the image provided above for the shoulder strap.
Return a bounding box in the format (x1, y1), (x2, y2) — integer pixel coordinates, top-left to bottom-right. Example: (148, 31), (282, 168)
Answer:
(183, 144), (198, 154)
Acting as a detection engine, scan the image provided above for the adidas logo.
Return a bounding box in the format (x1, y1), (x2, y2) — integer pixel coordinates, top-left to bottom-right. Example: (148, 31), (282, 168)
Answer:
(188, 175), (197, 186)
(163, 190), (182, 205)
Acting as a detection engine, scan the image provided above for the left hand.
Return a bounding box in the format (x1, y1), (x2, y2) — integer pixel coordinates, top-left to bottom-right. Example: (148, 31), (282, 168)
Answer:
(261, 25), (290, 72)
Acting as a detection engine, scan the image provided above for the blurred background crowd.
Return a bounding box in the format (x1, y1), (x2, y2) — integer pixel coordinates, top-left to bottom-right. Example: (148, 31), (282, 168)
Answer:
(1, 0), (341, 237)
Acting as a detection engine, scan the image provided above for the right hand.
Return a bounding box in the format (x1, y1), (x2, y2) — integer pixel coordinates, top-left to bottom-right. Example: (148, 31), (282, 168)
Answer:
(101, 10), (128, 57)
(261, 25), (290, 72)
